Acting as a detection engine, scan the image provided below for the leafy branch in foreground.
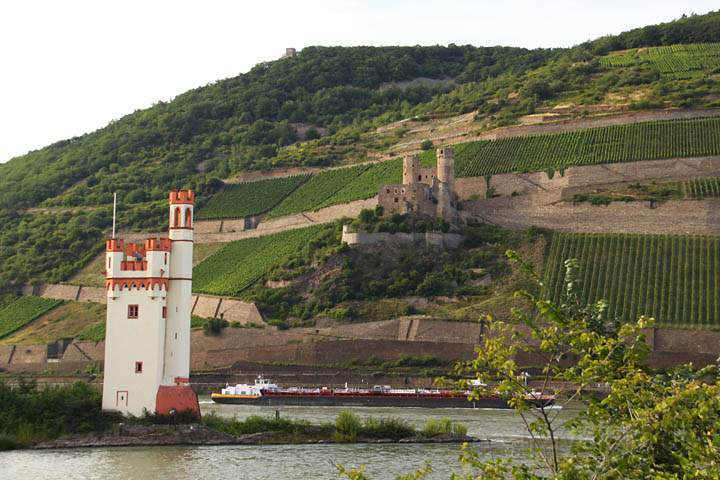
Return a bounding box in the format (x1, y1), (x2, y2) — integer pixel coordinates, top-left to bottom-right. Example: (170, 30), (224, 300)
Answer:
(452, 251), (720, 479)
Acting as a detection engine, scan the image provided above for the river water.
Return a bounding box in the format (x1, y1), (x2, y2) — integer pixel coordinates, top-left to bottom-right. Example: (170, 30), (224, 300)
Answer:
(1, 397), (580, 480)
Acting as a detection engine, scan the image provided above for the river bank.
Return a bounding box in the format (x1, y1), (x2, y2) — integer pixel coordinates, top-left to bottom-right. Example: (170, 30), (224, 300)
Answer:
(30, 422), (484, 450)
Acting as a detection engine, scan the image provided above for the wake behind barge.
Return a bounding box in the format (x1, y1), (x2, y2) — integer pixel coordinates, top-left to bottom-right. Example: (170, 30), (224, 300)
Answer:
(211, 377), (555, 409)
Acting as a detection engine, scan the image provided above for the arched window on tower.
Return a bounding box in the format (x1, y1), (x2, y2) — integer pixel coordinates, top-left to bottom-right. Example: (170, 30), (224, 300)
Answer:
(185, 207), (192, 227)
(173, 207), (181, 227)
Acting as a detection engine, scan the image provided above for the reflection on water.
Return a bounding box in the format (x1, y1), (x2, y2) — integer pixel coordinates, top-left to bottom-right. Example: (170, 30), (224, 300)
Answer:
(3, 443), (544, 480)
(1, 400), (579, 480)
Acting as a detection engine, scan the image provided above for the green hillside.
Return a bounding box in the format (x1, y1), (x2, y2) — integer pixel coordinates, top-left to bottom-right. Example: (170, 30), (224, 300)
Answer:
(454, 116), (720, 176)
(2, 11), (720, 291)
(196, 175), (309, 220)
(194, 225), (325, 296)
(0, 297), (63, 339)
(197, 115), (720, 221)
(601, 43), (720, 77)
(544, 232), (720, 328)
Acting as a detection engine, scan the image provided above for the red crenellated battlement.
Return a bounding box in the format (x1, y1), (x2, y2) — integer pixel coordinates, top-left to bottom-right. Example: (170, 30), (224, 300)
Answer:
(169, 190), (195, 205)
(106, 239), (125, 252)
(145, 237), (171, 251)
(106, 277), (168, 291)
(120, 260), (148, 271)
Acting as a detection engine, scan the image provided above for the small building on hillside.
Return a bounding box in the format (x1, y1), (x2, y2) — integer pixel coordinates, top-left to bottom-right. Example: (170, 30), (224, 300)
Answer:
(102, 190), (200, 418)
(378, 147), (458, 223)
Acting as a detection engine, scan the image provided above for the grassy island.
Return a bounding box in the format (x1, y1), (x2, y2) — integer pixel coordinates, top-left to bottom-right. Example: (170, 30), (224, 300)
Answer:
(0, 381), (471, 450)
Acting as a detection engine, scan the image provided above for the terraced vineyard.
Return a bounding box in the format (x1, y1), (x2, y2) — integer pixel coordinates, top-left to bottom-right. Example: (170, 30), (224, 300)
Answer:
(196, 175), (309, 220)
(454, 117), (720, 177)
(193, 225), (324, 295)
(682, 176), (720, 198)
(0, 297), (63, 339)
(600, 43), (720, 75)
(544, 232), (720, 327)
(200, 117), (720, 221)
(315, 159), (402, 209)
(268, 164), (383, 218)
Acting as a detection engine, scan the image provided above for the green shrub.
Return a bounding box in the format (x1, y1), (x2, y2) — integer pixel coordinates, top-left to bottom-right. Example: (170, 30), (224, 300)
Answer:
(589, 195), (612, 206)
(362, 417), (415, 440)
(0, 434), (18, 451)
(0, 381), (120, 447)
(202, 413), (313, 436)
(267, 319), (289, 330)
(203, 318), (228, 336)
(421, 418), (467, 438)
(335, 410), (361, 439)
(420, 139), (434, 150)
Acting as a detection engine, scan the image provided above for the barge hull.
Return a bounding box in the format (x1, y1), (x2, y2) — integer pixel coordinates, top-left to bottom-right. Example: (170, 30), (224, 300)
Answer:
(211, 395), (549, 409)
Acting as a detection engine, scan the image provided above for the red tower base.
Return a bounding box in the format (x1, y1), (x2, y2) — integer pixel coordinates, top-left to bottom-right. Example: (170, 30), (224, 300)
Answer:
(155, 385), (201, 419)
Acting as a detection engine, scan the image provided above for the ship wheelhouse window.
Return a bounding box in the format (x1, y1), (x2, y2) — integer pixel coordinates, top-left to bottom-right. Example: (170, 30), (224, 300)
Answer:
(128, 304), (139, 319)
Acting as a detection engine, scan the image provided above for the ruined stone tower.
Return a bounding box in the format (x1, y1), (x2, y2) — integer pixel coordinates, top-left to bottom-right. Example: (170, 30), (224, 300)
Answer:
(378, 147), (458, 222)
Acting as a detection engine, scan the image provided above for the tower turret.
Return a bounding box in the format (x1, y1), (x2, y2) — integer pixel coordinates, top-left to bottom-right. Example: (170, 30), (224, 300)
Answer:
(403, 154), (421, 185)
(163, 190), (194, 385)
(436, 147), (455, 192)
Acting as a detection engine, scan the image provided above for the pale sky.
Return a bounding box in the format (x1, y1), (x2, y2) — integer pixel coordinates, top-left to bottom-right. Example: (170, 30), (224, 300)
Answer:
(0, 0), (716, 163)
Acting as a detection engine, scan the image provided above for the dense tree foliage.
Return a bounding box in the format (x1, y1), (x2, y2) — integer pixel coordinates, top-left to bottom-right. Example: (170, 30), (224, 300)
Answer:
(585, 10), (720, 54)
(0, 45), (551, 211)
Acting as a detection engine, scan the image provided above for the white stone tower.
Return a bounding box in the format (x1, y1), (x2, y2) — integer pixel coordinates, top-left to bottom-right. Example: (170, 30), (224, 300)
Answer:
(101, 190), (199, 417)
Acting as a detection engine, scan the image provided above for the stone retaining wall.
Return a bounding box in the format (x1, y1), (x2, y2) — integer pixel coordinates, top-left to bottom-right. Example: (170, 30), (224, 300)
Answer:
(3, 321), (720, 372)
(341, 226), (464, 249)
(19, 284), (264, 326)
(470, 196), (720, 235)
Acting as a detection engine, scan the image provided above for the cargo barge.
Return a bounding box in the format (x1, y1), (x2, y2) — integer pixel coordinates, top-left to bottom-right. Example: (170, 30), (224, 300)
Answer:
(211, 377), (555, 409)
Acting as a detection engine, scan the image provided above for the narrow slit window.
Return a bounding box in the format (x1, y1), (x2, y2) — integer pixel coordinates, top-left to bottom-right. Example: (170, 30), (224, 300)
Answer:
(128, 304), (139, 319)
(134, 361), (143, 374)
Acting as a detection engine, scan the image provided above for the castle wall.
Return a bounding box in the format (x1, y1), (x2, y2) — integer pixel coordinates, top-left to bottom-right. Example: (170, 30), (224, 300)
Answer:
(341, 226), (464, 249)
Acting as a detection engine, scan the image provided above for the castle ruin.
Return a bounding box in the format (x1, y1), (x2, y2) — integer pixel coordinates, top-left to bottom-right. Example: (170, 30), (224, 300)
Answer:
(378, 147), (458, 223)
